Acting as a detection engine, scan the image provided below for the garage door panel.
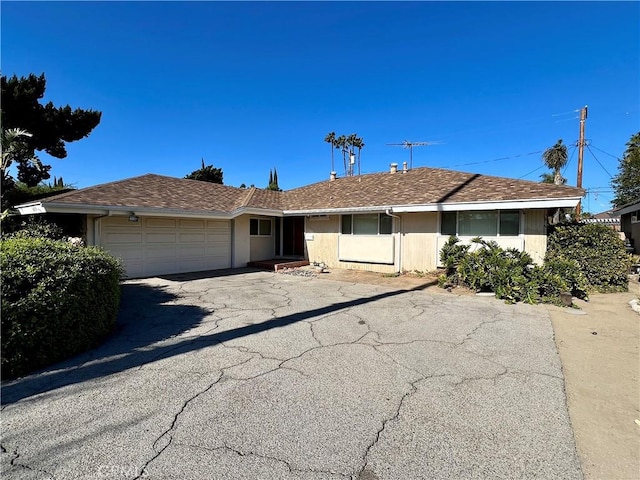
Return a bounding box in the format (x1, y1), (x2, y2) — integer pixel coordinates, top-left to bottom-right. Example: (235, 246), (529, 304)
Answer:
(101, 216), (232, 277)
(179, 233), (206, 243)
(179, 219), (206, 229)
(207, 232), (230, 242)
(177, 245), (206, 257)
(146, 218), (177, 228)
(106, 232), (143, 244)
(146, 233), (177, 243)
(146, 245), (177, 259)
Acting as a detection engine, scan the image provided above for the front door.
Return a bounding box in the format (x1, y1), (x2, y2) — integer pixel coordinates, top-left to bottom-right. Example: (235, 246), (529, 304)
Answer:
(283, 216), (305, 257)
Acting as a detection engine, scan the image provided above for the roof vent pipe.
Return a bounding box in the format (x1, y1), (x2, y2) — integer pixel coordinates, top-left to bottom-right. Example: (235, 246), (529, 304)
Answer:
(390, 163), (398, 174)
(330, 171), (337, 181)
(402, 161), (408, 173)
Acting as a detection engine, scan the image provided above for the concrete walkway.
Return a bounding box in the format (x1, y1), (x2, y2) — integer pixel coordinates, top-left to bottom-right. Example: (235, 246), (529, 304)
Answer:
(1, 270), (582, 479)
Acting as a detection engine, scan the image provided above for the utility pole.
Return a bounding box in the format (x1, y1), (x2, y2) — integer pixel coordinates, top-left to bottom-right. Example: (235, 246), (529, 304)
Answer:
(575, 105), (588, 219)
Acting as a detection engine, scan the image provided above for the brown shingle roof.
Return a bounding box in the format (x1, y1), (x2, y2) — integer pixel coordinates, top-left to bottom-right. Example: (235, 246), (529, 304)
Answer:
(41, 174), (250, 213)
(35, 167), (584, 215)
(282, 167), (584, 211)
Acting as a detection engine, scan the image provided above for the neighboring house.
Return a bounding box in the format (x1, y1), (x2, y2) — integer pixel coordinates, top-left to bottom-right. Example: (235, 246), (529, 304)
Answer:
(582, 209), (621, 232)
(16, 165), (584, 278)
(614, 199), (640, 254)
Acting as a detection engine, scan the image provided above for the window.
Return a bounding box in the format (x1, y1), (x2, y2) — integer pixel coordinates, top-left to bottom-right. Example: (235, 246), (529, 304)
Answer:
(459, 211), (497, 236)
(341, 215), (352, 234)
(440, 210), (520, 236)
(499, 211), (520, 236)
(250, 218), (272, 236)
(341, 213), (393, 235)
(441, 211), (457, 236)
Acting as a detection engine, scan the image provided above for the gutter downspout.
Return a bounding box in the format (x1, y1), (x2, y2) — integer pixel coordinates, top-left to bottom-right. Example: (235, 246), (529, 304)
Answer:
(386, 208), (402, 273)
(92, 211), (112, 246)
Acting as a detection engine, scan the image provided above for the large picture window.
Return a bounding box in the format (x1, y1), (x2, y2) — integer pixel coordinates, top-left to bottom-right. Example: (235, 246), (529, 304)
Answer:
(440, 210), (520, 237)
(250, 218), (272, 236)
(341, 213), (393, 235)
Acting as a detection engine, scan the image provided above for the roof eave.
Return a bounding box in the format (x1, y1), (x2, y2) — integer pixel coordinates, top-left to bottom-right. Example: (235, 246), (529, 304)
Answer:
(16, 202), (236, 220)
(614, 201), (640, 215)
(283, 197), (583, 215)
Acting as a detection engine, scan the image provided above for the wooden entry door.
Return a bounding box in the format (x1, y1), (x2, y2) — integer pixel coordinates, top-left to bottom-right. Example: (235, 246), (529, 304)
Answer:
(283, 216), (305, 257)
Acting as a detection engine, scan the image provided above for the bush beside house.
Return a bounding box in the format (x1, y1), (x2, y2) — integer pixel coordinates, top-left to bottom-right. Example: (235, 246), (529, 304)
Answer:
(1, 235), (122, 378)
(439, 236), (590, 305)
(546, 222), (631, 292)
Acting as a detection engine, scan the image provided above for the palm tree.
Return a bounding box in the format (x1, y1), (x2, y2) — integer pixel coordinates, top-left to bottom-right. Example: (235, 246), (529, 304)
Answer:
(336, 135), (348, 176)
(351, 135), (365, 175)
(540, 172), (566, 184)
(542, 139), (568, 185)
(324, 132), (336, 173)
(1, 128), (33, 181)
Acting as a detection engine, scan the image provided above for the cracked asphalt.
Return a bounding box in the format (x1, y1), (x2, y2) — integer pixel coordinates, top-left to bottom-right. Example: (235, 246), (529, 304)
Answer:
(0, 269), (582, 479)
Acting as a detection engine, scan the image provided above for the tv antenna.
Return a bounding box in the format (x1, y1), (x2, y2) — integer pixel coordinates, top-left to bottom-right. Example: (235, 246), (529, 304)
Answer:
(386, 140), (440, 170)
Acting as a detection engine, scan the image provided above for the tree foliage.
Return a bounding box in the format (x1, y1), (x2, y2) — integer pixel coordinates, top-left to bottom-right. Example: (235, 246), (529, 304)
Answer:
(185, 158), (223, 184)
(611, 131), (640, 208)
(327, 132), (364, 177)
(1, 73), (102, 187)
(541, 139), (568, 185)
(1, 236), (122, 378)
(546, 222), (631, 292)
(266, 167), (281, 191)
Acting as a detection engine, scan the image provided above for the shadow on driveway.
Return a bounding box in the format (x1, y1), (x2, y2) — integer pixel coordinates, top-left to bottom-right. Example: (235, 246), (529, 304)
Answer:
(2, 274), (434, 405)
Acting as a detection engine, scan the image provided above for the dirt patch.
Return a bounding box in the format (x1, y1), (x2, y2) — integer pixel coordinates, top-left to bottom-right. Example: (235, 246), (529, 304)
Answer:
(312, 267), (478, 296)
(547, 278), (640, 480)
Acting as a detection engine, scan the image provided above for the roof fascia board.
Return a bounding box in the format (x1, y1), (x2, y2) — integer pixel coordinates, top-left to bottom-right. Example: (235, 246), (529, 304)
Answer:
(18, 202), (236, 220)
(614, 202), (640, 215)
(233, 208), (284, 217)
(284, 197), (583, 215)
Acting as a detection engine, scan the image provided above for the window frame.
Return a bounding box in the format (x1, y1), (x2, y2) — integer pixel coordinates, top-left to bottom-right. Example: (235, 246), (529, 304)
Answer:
(439, 210), (522, 237)
(250, 218), (273, 237)
(341, 213), (394, 235)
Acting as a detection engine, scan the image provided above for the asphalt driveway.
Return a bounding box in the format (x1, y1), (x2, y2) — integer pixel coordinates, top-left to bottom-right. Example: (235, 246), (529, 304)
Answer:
(1, 269), (582, 479)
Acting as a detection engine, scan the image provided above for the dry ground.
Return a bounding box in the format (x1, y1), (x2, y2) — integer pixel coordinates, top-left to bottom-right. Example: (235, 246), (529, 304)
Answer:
(312, 267), (640, 479)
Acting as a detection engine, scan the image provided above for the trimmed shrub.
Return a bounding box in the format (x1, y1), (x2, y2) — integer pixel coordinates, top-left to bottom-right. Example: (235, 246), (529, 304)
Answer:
(1, 237), (123, 378)
(439, 237), (589, 305)
(546, 223), (632, 292)
(7, 217), (65, 240)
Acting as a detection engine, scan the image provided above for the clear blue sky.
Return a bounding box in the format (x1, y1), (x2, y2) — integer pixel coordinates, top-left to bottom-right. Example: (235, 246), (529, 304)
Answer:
(2, 1), (638, 211)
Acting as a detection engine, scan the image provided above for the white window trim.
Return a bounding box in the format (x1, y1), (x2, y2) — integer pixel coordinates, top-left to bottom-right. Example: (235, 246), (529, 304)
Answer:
(250, 218), (273, 237)
(439, 210), (523, 237)
(340, 213), (393, 236)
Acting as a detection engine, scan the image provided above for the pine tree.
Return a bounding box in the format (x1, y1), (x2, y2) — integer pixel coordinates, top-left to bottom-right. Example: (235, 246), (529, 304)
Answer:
(611, 132), (640, 208)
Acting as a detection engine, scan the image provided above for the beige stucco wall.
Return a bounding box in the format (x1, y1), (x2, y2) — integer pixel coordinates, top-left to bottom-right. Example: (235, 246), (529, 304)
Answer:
(232, 215), (251, 267)
(249, 216), (275, 261)
(305, 215), (398, 273)
(305, 216), (339, 265)
(306, 210), (550, 273)
(523, 209), (548, 264)
(400, 212), (439, 272)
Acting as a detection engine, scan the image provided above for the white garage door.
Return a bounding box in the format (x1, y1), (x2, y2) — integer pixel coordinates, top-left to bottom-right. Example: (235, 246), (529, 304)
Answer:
(100, 216), (231, 278)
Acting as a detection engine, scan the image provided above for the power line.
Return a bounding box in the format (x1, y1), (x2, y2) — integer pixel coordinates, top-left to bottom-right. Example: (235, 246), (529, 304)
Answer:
(586, 144), (614, 178)
(562, 145), (577, 176)
(436, 150), (543, 169)
(518, 164), (546, 180)
(588, 144), (620, 160)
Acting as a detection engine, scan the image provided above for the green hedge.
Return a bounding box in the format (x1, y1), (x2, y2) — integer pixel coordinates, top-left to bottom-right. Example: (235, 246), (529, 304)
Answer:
(439, 236), (589, 305)
(546, 223), (631, 292)
(1, 237), (123, 378)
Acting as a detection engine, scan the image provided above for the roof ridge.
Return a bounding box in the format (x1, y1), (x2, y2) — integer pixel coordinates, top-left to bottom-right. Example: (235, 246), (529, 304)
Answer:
(241, 187), (257, 207)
